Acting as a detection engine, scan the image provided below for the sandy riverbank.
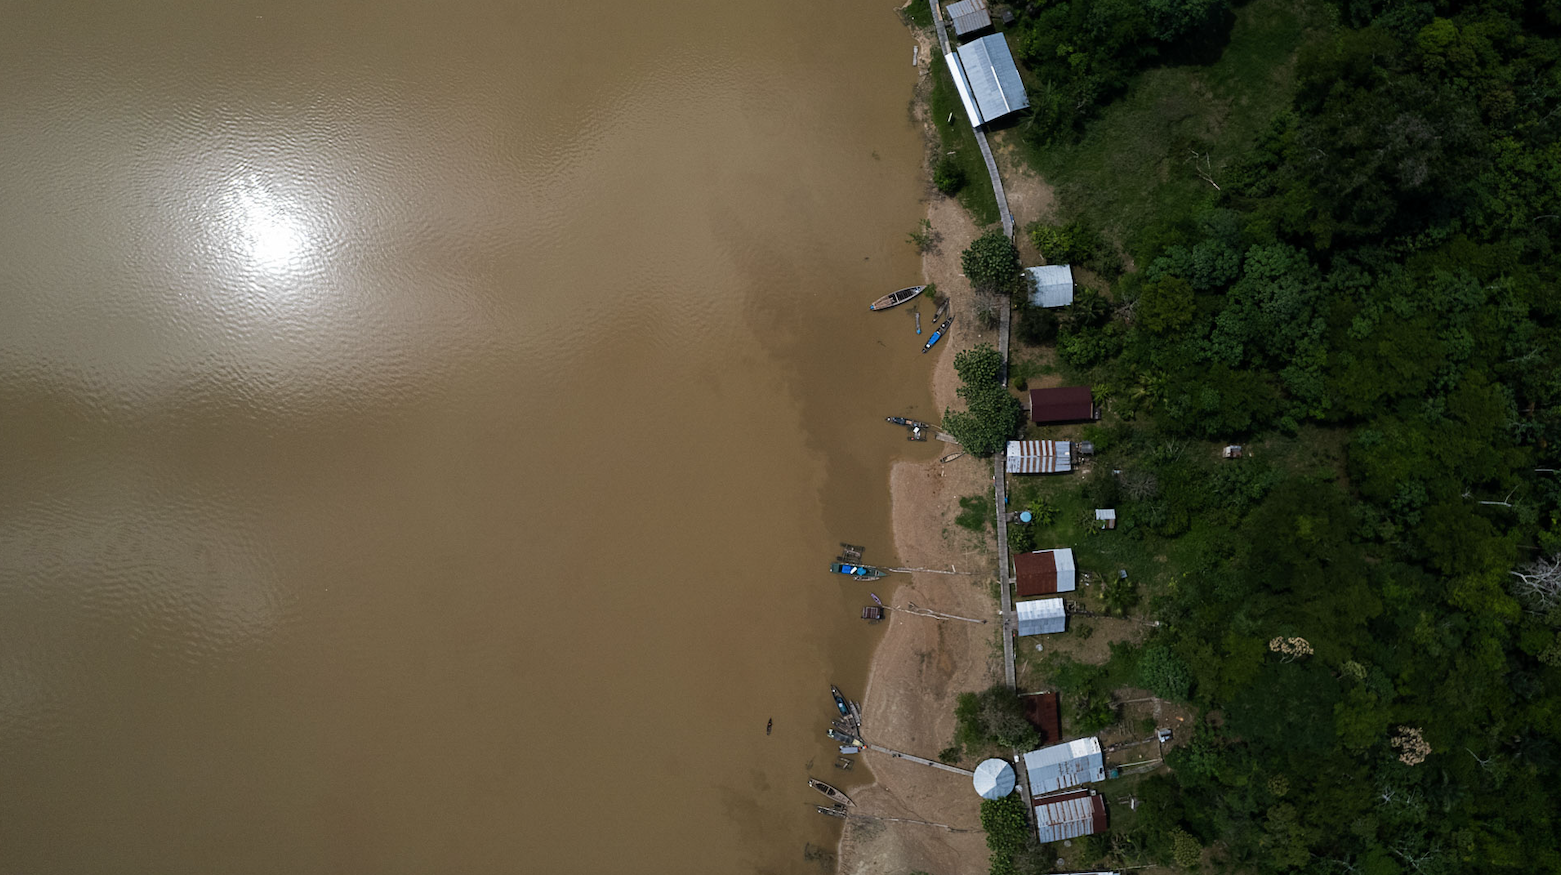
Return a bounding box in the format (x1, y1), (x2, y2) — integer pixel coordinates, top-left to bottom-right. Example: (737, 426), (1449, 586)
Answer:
(834, 22), (1054, 874)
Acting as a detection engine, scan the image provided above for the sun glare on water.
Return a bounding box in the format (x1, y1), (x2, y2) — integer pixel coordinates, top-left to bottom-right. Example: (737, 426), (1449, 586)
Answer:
(224, 175), (314, 274)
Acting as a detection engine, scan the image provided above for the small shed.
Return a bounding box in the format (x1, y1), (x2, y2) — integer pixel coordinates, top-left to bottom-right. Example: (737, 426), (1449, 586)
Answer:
(1006, 440), (1071, 474)
(1026, 265), (1075, 308)
(944, 34), (1030, 128)
(1095, 508), (1117, 530)
(1016, 597), (1066, 636)
(1023, 737), (1106, 795)
(1032, 788), (1108, 844)
(1223, 445), (1244, 459)
(1030, 386), (1095, 424)
(1022, 692), (1062, 745)
(1015, 548), (1076, 596)
(945, 0), (993, 38)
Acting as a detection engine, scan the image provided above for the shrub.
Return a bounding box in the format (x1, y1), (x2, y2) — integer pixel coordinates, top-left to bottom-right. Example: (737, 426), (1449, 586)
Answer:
(955, 685), (1042, 753)
(962, 229), (1024, 295)
(934, 156), (967, 195)
(1138, 643), (1194, 700)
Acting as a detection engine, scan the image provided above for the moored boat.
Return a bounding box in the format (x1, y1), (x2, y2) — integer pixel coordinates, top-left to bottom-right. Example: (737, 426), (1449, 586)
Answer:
(886, 415), (932, 429)
(830, 562), (886, 580)
(831, 684), (850, 717)
(809, 778), (856, 807)
(922, 315), (953, 353)
(816, 804), (848, 818)
(868, 285), (926, 311)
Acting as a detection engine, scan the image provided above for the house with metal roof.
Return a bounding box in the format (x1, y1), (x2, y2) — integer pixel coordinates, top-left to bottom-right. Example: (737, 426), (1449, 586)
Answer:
(1015, 548), (1077, 596)
(1023, 737), (1106, 795)
(1016, 597), (1066, 635)
(1029, 386), (1095, 424)
(945, 0), (993, 38)
(1027, 264), (1075, 308)
(1006, 440), (1071, 474)
(943, 34), (1030, 128)
(1032, 788), (1109, 844)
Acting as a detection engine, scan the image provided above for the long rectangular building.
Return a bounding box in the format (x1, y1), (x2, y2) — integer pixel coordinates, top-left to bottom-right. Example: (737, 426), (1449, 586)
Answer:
(1006, 440), (1071, 474)
(944, 34), (1029, 127)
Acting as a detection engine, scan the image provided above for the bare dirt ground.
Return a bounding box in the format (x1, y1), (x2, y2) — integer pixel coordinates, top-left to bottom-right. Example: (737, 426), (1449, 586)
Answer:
(834, 22), (1060, 875)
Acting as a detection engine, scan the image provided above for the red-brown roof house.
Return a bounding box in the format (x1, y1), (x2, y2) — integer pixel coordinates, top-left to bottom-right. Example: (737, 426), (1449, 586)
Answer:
(1032, 788), (1108, 843)
(1023, 692), (1062, 746)
(1014, 548), (1077, 597)
(1029, 386), (1094, 424)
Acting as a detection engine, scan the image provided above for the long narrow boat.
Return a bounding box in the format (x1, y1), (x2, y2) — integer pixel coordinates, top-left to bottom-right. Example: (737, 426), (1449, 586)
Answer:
(868, 285), (926, 311)
(831, 685), (851, 717)
(816, 804), (848, 818)
(922, 315), (954, 353)
(886, 416), (932, 429)
(830, 562), (886, 580)
(809, 778), (856, 807)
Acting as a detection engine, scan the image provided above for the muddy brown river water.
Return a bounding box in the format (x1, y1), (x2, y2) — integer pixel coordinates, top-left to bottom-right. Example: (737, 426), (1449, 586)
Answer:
(0, 1), (944, 872)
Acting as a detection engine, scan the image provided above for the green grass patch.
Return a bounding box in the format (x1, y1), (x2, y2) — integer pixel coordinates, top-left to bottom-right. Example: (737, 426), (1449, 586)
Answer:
(955, 494), (991, 531)
(1012, 0), (1333, 260)
(899, 0), (933, 30)
(928, 55), (1000, 227)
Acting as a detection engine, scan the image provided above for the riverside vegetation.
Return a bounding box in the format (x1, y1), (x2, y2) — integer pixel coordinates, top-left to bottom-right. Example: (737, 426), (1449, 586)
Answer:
(920, 0), (1561, 872)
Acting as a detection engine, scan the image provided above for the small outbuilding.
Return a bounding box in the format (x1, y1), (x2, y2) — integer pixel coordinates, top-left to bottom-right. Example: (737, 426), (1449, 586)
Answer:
(1006, 440), (1072, 474)
(973, 757), (1017, 799)
(1016, 597), (1066, 636)
(1095, 508), (1117, 530)
(1022, 691), (1062, 745)
(945, 0), (993, 38)
(1029, 386), (1095, 424)
(1026, 264), (1075, 308)
(1032, 788), (1109, 844)
(1015, 548), (1076, 596)
(1023, 736), (1106, 795)
(944, 34), (1030, 128)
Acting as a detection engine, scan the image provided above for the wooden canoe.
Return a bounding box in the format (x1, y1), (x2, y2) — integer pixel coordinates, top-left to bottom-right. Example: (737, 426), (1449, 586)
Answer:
(809, 778), (856, 807)
(869, 285), (926, 311)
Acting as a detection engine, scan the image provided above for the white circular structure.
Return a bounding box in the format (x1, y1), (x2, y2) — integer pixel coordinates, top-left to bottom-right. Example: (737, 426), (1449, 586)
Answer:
(972, 758), (1017, 800)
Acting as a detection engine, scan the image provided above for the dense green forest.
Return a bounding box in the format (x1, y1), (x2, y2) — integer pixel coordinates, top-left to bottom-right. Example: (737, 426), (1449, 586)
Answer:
(961, 0), (1561, 871)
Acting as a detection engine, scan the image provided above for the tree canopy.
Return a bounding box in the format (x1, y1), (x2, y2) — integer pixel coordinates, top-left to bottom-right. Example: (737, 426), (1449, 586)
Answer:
(971, 0), (1561, 870)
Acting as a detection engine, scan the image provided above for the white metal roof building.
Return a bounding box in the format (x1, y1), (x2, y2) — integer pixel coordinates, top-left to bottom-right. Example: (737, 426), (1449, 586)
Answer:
(945, 0), (992, 37)
(1027, 264), (1075, 308)
(1015, 597), (1066, 636)
(944, 34), (1030, 128)
(1006, 440), (1072, 474)
(1023, 737), (1106, 795)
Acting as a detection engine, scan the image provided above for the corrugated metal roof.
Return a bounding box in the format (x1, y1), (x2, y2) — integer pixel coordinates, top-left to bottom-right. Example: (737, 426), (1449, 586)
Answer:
(1023, 737), (1106, 795)
(1015, 548), (1076, 596)
(1027, 265), (1074, 308)
(1023, 692), (1062, 745)
(954, 35), (1029, 126)
(945, 0), (992, 36)
(1016, 597), (1066, 635)
(943, 51), (984, 126)
(1030, 386), (1094, 423)
(1032, 789), (1108, 843)
(1006, 440), (1072, 474)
